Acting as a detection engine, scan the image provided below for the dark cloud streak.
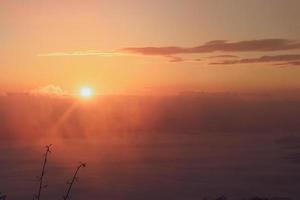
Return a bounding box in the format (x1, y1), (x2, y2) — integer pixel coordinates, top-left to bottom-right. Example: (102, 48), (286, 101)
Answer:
(123, 39), (300, 56)
(210, 54), (300, 66)
(208, 55), (240, 59)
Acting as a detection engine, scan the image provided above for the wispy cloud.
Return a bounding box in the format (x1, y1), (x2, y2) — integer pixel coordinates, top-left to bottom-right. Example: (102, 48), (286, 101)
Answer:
(38, 50), (125, 57)
(287, 61), (300, 66)
(39, 39), (300, 58)
(28, 85), (68, 96)
(209, 54), (300, 66)
(272, 61), (300, 67)
(37, 39), (300, 66)
(208, 55), (240, 59)
(122, 39), (300, 56)
(165, 55), (185, 62)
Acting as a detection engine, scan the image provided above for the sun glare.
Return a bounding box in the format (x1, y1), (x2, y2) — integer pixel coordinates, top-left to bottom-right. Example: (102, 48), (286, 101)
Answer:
(80, 87), (92, 98)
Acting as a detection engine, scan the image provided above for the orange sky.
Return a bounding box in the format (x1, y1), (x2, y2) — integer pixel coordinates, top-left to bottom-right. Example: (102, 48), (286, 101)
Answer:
(1, 0), (300, 95)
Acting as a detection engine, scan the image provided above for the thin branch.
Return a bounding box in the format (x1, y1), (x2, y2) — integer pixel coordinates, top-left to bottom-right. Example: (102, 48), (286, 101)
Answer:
(33, 144), (52, 200)
(62, 162), (86, 200)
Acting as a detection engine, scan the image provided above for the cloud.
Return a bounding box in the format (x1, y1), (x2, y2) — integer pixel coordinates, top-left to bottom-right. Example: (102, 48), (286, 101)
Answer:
(288, 61), (300, 66)
(166, 56), (205, 63)
(272, 61), (300, 67)
(39, 39), (300, 58)
(38, 50), (124, 57)
(209, 54), (300, 66)
(122, 39), (300, 56)
(37, 39), (300, 65)
(208, 55), (240, 59)
(29, 85), (67, 96)
(165, 55), (185, 62)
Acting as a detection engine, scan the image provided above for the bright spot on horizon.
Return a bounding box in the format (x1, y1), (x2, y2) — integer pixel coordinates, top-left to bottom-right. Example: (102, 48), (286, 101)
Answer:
(80, 87), (93, 98)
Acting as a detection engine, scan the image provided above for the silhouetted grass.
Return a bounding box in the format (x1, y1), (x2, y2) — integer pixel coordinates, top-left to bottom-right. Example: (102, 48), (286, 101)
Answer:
(33, 144), (52, 200)
(0, 145), (293, 200)
(62, 162), (86, 200)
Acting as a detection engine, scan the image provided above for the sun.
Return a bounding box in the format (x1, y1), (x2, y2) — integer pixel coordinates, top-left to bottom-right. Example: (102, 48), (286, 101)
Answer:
(80, 87), (93, 98)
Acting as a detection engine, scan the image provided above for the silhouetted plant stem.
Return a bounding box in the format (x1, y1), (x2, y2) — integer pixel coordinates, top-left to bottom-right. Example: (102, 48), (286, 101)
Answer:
(33, 144), (52, 200)
(63, 162), (86, 200)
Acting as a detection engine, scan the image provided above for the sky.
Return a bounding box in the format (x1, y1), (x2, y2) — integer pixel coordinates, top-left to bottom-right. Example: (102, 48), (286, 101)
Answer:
(1, 0), (300, 95)
(2, 2), (300, 199)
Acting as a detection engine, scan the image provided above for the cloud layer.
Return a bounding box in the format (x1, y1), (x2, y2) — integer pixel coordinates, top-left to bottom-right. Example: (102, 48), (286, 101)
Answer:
(210, 54), (300, 66)
(123, 39), (300, 55)
(38, 50), (123, 57)
(29, 85), (67, 96)
(38, 38), (300, 66)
